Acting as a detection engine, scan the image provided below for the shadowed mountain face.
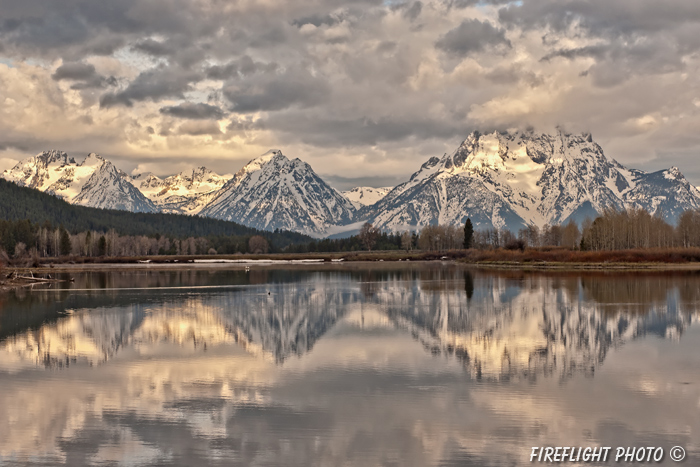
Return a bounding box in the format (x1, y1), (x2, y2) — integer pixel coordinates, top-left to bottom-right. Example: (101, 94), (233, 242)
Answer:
(1, 267), (700, 466)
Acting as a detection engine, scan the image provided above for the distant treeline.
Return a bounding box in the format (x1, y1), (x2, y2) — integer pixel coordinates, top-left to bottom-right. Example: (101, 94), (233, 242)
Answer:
(287, 224), (466, 253)
(291, 208), (700, 253)
(0, 219), (290, 260)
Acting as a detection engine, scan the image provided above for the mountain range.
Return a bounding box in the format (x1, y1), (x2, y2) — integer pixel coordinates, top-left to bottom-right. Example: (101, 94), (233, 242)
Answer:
(3, 130), (700, 236)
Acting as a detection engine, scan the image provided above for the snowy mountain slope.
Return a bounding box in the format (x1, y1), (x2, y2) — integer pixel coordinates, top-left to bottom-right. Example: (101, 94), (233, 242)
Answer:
(199, 150), (356, 236)
(5, 135), (700, 236)
(131, 167), (231, 215)
(362, 130), (700, 231)
(341, 186), (393, 209)
(620, 166), (700, 222)
(2, 151), (157, 212)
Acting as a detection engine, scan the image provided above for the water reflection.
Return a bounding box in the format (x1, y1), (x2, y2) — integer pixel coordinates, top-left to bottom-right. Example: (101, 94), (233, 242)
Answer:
(0, 266), (698, 466)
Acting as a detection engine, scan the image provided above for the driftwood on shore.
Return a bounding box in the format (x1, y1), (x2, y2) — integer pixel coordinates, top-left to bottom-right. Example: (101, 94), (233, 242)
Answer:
(0, 270), (64, 292)
(13, 275), (61, 283)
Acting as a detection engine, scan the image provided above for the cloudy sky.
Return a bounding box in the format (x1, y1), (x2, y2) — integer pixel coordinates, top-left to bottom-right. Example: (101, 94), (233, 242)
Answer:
(1, 0), (700, 189)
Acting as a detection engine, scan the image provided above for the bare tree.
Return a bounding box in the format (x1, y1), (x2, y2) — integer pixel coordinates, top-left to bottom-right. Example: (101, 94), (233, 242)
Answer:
(248, 235), (270, 254)
(0, 248), (7, 273)
(359, 223), (380, 251)
(581, 207), (675, 250)
(400, 231), (413, 251)
(561, 221), (581, 249)
(13, 242), (27, 259)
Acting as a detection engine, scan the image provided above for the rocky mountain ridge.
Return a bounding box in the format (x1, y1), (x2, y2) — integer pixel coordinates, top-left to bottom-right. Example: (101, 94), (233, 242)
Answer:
(4, 130), (700, 235)
(129, 167), (231, 215)
(361, 130), (700, 231)
(2, 150), (157, 213)
(199, 150), (356, 235)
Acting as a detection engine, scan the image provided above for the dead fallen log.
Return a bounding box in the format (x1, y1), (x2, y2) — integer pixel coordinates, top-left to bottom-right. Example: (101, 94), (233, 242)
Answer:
(14, 276), (63, 283)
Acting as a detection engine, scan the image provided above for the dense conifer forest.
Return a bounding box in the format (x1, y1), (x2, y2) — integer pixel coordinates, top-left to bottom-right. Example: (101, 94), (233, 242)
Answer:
(0, 179), (310, 256)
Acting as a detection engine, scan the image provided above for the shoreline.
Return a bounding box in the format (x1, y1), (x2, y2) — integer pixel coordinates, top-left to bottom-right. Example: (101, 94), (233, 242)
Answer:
(2, 257), (700, 293)
(5, 256), (700, 273)
(3, 247), (700, 291)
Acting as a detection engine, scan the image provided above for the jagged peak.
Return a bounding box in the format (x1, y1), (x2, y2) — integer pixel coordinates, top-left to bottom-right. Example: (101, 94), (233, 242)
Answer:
(81, 152), (106, 167)
(664, 166), (685, 181)
(242, 149), (288, 170)
(257, 149), (286, 161)
(36, 150), (70, 165)
(447, 128), (605, 171)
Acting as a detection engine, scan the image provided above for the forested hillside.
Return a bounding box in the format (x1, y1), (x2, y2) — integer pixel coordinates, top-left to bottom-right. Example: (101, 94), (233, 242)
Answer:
(0, 179), (310, 247)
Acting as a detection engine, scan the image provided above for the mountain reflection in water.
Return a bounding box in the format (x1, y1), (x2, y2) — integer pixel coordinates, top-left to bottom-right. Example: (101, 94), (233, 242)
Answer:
(0, 266), (698, 466)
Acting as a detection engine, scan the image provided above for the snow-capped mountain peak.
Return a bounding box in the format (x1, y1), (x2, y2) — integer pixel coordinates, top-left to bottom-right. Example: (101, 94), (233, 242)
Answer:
(363, 130), (700, 232)
(2, 150), (157, 212)
(134, 166), (231, 215)
(4, 134), (700, 236)
(200, 149), (356, 236)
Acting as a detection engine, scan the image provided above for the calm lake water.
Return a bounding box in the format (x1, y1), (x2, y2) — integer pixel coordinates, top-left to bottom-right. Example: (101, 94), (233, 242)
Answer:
(0, 264), (699, 466)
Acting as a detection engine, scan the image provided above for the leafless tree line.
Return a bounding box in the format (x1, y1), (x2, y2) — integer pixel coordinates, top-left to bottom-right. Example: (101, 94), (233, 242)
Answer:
(406, 208), (700, 252)
(15, 227), (213, 259)
(581, 208), (676, 250)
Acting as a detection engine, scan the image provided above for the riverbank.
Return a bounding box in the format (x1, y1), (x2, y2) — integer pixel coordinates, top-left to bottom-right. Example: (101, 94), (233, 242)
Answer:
(2, 247), (700, 282)
(17, 246), (700, 265)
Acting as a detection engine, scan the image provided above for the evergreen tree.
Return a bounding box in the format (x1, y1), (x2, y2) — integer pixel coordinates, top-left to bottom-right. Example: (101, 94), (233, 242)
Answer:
(59, 226), (71, 256)
(98, 235), (107, 256)
(463, 218), (474, 249)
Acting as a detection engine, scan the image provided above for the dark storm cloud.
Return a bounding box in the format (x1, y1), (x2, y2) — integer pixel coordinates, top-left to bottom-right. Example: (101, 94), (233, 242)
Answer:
(0, 0), (138, 57)
(132, 38), (174, 57)
(292, 13), (341, 28)
(389, 1), (422, 21)
(205, 56), (279, 80)
(435, 19), (510, 56)
(0, 0), (225, 60)
(52, 62), (98, 81)
(100, 66), (201, 107)
(176, 120), (222, 135)
(498, 0), (700, 36)
(404, 2), (423, 21)
(446, 0), (512, 8)
(224, 67), (331, 113)
(541, 37), (687, 87)
(160, 102), (226, 120)
(492, 0), (700, 92)
(264, 112), (465, 147)
(52, 61), (118, 89)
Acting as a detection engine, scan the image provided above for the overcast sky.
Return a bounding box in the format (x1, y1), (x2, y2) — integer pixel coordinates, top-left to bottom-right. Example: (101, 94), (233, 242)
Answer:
(1, 0), (700, 189)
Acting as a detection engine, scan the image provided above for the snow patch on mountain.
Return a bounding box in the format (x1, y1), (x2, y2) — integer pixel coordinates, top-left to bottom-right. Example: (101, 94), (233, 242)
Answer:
(341, 186), (393, 209)
(132, 167), (231, 215)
